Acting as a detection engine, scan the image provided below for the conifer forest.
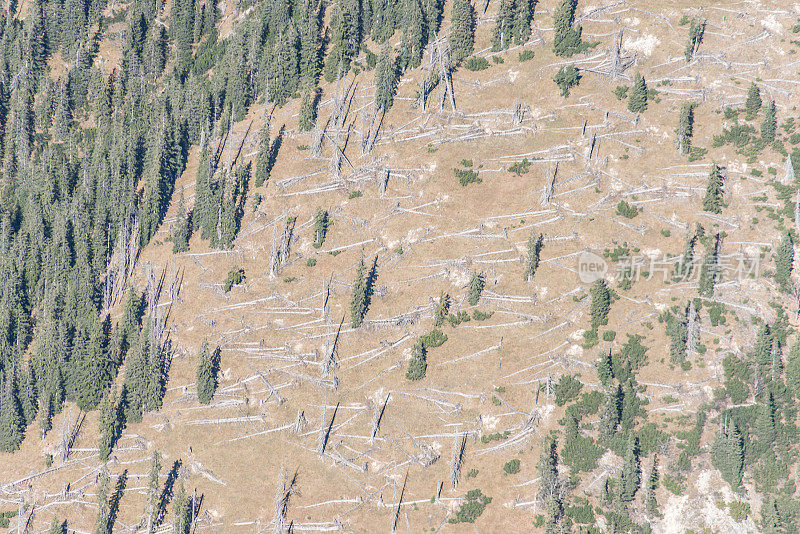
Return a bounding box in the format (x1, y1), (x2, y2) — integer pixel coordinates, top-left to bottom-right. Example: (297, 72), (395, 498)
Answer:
(1, 0), (800, 531)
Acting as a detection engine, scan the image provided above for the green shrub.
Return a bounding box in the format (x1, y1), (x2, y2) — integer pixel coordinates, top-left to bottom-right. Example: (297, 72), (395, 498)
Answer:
(507, 158), (532, 176)
(518, 50), (535, 62)
(448, 311), (471, 326)
(481, 431), (510, 443)
(454, 167), (481, 186)
(464, 57), (490, 71)
(472, 309), (494, 321)
(565, 502), (595, 524)
(306, 258), (317, 267)
(420, 329), (448, 349)
(614, 86), (629, 100)
(602, 330), (616, 341)
(663, 474), (685, 495)
(553, 374), (583, 406)
(615, 200), (640, 219)
(503, 459), (521, 475)
(348, 190), (363, 199)
(582, 328), (599, 348)
(449, 490), (492, 523)
(728, 501), (750, 522)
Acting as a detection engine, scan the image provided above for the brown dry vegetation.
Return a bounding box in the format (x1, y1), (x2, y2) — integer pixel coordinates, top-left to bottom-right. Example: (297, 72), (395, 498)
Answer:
(3, 0), (799, 532)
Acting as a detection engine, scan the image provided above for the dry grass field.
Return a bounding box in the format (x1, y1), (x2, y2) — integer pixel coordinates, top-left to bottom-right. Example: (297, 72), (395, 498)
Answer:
(4, 0), (800, 532)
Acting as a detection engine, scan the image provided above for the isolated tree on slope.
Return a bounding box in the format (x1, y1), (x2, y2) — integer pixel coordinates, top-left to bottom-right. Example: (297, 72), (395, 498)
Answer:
(627, 72), (647, 114)
(196, 340), (219, 405)
(702, 163), (724, 214)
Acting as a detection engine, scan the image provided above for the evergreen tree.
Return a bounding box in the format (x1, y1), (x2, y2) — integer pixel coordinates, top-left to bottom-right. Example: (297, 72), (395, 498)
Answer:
(448, 0), (475, 66)
(172, 0), (196, 81)
(619, 435), (640, 501)
(537, 438), (563, 532)
(195, 133), (216, 239)
(761, 497), (782, 533)
(323, 1), (361, 82)
(399, 0), (426, 70)
(123, 319), (166, 422)
(196, 340), (219, 405)
(372, 0), (397, 43)
(745, 83), (762, 117)
(684, 18), (705, 62)
(312, 208), (330, 248)
(144, 24), (167, 80)
(553, 65), (580, 97)
(350, 254), (368, 328)
(98, 386), (122, 461)
(645, 456), (660, 516)
(255, 116), (271, 187)
(775, 232), (794, 292)
(268, 28), (301, 107)
(787, 338), (800, 398)
(173, 481), (192, 534)
(298, 88), (317, 132)
(596, 349), (613, 386)
(172, 191), (191, 253)
(226, 36), (252, 120)
(62, 0), (88, 53)
(422, 0), (443, 40)
(96, 465), (111, 534)
(299, 0), (321, 85)
(405, 339), (427, 380)
(627, 72), (648, 114)
(675, 229), (697, 280)
(467, 271), (485, 306)
(598, 385), (620, 441)
(0, 371), (24, 452)
(146, 450), (162, 533)
(755, 393), (776, 460)
(512, 0), (532, 45)
(676, 102), (695, 155)
(433, 291), (450, 327)
(375, 45), (397, 113)
(666, 307), (688, 365)
(217, 164), (249, 249)
(619, 378), (641, 431)
(752, 323), (773, 390)
(20, 362), (38, 427)
(76, 315), (113, 412)
(492, 0), (515, 52)
(552, 0), (584, 57)
(698, 233), (720, 298)
(119, 288), (143, 352)
(702, 163), (724, 214)
(589, 279), (611, 329)
(525, 232), (543, 281)
(25, 0), (49, 81)
(761, 99), (776, 143)
(710, 417), (743, 488)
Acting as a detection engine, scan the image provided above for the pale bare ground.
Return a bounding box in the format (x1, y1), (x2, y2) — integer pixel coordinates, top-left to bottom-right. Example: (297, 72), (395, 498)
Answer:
(1, 0), (795, 532)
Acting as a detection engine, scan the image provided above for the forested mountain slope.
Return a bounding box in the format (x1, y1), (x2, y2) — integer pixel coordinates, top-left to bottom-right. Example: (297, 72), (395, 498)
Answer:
(0, 0), (800, 532)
